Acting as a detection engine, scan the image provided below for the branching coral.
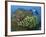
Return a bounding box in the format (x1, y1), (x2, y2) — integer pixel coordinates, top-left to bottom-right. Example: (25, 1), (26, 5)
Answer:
(17, 16), (38, 29)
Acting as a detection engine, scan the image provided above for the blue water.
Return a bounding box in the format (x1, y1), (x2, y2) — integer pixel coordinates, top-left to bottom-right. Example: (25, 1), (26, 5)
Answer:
(11, 5), (41, 15)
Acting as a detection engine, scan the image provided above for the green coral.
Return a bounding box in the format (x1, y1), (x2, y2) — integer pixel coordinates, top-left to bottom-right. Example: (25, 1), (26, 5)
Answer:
(17, 16), (37, 29)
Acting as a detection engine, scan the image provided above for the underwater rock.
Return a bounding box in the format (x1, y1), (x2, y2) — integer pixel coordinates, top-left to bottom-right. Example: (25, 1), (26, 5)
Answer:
(15, 8), (33, 22)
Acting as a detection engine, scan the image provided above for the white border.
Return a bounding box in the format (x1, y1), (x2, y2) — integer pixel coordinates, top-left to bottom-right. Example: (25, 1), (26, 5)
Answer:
(7, 2), (44, 35)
